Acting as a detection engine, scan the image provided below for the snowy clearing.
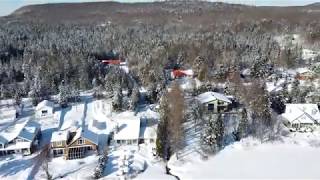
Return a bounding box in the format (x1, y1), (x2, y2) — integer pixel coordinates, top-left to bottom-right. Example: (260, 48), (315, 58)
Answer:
(169, 135), (320, 179)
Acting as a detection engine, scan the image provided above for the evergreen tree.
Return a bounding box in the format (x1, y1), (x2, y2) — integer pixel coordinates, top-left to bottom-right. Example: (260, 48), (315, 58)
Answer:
(156, 94), (170, 160)
(235, 108), (249, 141)
(130, 85), (140, 111)
(112, 86), (123, 111)
(58, 80), (68, 107)
(202, 114), (224, 153)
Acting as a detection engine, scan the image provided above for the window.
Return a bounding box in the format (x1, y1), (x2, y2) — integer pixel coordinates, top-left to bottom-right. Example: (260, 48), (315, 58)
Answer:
(78, 138), (84, 145)
(53, 149), (64, 156)
(56, 141), (63, 146)
(208, 104), (214, 111)
(41, 110), (48, 116)
(0, 144), (2, 148)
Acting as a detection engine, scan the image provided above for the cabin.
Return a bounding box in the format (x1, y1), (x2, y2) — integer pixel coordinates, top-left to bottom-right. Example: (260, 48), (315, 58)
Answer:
(281, 104), (320, 132)
(171, 69), (194, 79)
(196, 92), (232, 113)
(0, 121), (41, 156)
(35, 100), (54, 118)
(50, 128), (98, 160)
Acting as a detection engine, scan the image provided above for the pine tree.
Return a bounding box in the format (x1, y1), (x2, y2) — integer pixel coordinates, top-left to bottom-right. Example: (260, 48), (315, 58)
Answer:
(291, 78), (301, 103)
(130, 85), (140, 111)
(58, 81), (68, 107)
(156, 94), (170, 160)
(202, 114), (224, 153)
(112, 86), (123, 111)
(202, 117), (218, 152)
(235, 108), (249, 141)
(215, 114), (225, 148)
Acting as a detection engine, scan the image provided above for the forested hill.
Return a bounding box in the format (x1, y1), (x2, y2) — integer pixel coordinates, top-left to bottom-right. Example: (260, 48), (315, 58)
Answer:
(1, 1), (320, 104)
(2, 1), (320, 25)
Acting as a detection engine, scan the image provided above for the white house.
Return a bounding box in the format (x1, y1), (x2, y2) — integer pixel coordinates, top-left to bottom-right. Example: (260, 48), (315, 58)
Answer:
(281, 104), (320, 132)
(196, 91), (232, 113)
(35, 100), (54, 118)
(0, 121), (41, 156)
(113, 116), (141, 146)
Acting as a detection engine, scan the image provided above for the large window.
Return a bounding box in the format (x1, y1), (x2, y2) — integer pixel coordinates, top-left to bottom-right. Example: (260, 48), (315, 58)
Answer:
(53, 149), (64, 156)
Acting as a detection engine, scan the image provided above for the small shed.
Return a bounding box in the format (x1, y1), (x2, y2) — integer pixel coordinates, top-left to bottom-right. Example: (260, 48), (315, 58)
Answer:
(35, 100), (54, 118)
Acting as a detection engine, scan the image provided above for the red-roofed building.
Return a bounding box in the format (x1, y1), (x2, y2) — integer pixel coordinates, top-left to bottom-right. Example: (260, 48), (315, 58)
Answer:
(101, 59), (122, 65)
(171, 69), (194, 79)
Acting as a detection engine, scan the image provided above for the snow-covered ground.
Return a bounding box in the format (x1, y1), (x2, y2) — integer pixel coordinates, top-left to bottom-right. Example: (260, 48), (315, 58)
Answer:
(103, 145), (175, 180)
(168, 133), (320, 179)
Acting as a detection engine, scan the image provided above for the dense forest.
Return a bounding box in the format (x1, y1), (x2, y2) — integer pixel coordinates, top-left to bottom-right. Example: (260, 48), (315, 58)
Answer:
(1, 1), (320, 102)
(1, 0), (320, 163)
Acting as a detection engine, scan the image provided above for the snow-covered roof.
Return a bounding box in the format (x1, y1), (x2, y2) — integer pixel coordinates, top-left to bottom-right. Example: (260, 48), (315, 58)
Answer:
(282, 104), (320, 124)
(69, 128), (99, 145)
(196, 92), (232, 104)
(296, 68), (313, 74)
(51, 130), (69, 142)
(0, 120), (39, 144)
(114, 113), (141, 140)
(18, 121), (40, 142)
(0, 120), (28, 144)
(36, 100), (54, 111)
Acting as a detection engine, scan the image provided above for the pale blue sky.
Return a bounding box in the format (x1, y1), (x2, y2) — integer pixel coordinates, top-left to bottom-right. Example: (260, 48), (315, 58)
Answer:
(0, 0), (319, 16)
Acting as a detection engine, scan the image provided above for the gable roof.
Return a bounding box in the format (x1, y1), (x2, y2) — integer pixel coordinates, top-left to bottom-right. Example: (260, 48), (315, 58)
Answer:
(36, 100), (54, 111)
(0, 120), (28, 143)
(69, 128), (99, 145)
(18, 121), (40, 142)
(0, 120), (39, 144)
(282, 104), (320, 124)
(114, 118), (141, 140)
(51, 130), (69, 142)
(196, 91), (232, 104)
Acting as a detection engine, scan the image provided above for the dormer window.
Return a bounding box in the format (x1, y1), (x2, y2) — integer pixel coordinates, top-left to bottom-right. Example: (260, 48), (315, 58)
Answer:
(78, 138), (84, 145)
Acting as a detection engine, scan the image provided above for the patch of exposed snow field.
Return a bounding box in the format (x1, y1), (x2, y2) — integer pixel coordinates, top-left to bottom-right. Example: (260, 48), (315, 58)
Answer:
(168, 134), (320, 179)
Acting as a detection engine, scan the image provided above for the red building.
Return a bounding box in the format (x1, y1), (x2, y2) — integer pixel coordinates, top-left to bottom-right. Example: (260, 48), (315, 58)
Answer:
(101, 59), (121, 65)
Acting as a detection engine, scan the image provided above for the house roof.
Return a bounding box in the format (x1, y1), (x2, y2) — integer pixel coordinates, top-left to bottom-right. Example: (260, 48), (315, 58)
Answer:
(0, 120), (28, 143)
(36, 100), (54, 111)
(114, 115), (141, 140)
(51, 130), (69, 142)
(69, 128), (99, 145)
(18, 121), (40, 142)
(0, 120), (39, 144)
(282, 104), (320, 124)
(196, 91), (232, 104)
